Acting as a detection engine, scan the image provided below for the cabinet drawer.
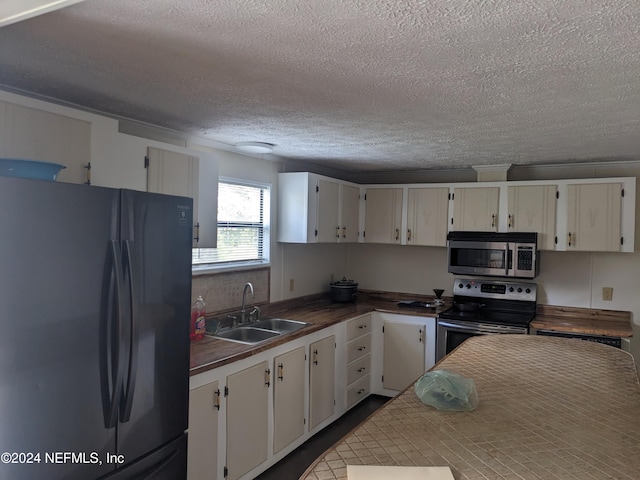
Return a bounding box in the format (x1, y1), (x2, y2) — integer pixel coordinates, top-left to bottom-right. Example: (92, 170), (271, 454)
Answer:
(347, 315), (372, 341)
(347, 375), (370, 408)
(346, 354), (370, 385)
(347, 334), (371, 363)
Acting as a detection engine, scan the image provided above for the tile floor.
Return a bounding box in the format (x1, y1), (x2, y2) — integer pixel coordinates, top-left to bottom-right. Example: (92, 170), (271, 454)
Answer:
(255, 395), (389, 480)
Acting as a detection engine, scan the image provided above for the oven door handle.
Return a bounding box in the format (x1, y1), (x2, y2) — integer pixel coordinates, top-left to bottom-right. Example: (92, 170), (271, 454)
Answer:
(438, 321), (491, 334)
(438, 321), (527, 335)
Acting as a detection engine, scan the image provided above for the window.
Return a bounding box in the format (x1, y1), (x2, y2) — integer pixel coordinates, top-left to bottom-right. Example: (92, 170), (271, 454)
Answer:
(192, 179), (270, 268)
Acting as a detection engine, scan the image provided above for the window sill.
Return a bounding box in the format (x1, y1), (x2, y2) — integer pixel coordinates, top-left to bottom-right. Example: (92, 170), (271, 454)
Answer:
(191, 261), (270, 276)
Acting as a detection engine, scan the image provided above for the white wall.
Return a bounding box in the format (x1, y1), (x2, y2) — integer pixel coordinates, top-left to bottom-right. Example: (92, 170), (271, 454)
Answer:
(3, 90), (639, 366)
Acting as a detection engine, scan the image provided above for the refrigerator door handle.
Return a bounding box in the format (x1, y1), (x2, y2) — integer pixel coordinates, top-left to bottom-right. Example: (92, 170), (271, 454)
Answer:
(102, 240), (126, 429)
(121, 239), (138, 422)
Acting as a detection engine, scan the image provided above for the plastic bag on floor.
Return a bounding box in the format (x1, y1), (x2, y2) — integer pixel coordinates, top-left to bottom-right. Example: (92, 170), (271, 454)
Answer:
(414, 369), (479, 411)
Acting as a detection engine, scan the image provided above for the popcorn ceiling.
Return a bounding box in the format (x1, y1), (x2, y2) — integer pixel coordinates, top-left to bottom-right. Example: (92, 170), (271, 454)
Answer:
(0, 0), (638, 172)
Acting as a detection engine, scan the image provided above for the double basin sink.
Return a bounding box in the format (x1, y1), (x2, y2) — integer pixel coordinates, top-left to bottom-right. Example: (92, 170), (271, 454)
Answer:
(208, 317), (310, 345)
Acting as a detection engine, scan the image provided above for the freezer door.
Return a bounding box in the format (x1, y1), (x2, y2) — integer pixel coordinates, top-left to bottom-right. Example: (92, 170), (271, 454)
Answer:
(0, 177), (120, 480)
(117, 190), (192, 466)
(100, 434), (187, 480)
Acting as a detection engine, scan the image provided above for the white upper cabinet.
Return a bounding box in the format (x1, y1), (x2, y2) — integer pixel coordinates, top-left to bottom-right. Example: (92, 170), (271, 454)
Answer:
(316, 178), (340, 242)
(406, 187), (449, 247)
(146, 146), (218, 248)
(277, 172), (360, 243)
(507, 185), (557, 251)
(340, 184), (361, 242)
(452, 187), (500, 232)
(364, 188), (403, 244)
(565, 182), (623, 252)
(0, 99), (91, 185)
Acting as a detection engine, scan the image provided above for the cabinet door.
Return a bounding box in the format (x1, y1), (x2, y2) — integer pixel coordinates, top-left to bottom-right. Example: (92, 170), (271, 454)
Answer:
(146, 146), (219, 248)
(508, 185), (557, 250)
(340, 184), (360, 242)
(364, 188), (403, 243)
(188, 382), (220, 480)
(317, 178), (340, 242)
(453, 187), (499, 231)
(567, 183), (622, 251)
(383, 322), (425, 391)
(273, 347), (306, 454)
(226, 361), (269, 480)
(406, 187), (449, 246)
(309, 336), (335, 430)
(0, 99), (91, 185)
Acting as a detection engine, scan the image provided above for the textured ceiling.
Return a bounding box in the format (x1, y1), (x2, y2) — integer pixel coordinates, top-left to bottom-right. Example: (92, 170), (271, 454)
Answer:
(0, 0), (638, 173)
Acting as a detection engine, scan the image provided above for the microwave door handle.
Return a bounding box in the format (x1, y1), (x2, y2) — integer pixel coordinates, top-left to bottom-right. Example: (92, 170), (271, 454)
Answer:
(505, 243), (510, 276)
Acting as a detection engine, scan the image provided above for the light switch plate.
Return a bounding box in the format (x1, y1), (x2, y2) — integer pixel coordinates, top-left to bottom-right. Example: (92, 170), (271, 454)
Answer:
(602, 287), (613, 301)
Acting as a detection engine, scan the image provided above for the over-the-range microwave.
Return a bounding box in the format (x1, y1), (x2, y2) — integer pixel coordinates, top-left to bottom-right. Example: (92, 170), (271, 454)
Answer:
(447, 231), (539, 279)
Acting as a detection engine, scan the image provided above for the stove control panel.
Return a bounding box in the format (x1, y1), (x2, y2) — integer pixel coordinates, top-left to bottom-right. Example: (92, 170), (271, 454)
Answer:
(453, 277), (537, 302)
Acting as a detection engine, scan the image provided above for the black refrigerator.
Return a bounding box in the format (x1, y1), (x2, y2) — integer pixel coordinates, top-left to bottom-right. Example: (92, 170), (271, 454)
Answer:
(0, 175), (192, 479)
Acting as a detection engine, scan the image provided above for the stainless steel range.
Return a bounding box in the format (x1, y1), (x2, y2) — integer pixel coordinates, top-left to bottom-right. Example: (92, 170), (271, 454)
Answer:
(436, 277), (537, 362)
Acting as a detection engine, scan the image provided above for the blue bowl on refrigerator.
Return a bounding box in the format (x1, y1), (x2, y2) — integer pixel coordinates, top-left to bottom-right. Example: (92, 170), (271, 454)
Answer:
(0, 158), (66, 180)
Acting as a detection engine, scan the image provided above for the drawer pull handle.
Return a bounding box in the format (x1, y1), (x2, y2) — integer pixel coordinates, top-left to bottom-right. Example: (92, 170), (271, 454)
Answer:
(357, 388), (366, 395)
(214, 389), (221, 411)
(357, 367), (366, 373)
(358, 324), (367, 329)
(358, 346), (366, 351)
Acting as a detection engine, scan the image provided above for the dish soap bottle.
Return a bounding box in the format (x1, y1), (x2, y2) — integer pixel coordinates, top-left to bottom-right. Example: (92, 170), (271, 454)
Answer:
(191, 296), (206, 341)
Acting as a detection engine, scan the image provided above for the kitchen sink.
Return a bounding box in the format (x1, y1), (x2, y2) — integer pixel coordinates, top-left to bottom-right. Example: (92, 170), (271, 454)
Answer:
(212, 327), (280, 344)
(252, 318), (309, 333)
(209, 317), (310, 345)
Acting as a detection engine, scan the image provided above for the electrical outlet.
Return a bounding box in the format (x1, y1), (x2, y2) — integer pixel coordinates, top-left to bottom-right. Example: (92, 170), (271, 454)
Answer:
(602, 287), (613, 301)
(289, 278), (295, 292)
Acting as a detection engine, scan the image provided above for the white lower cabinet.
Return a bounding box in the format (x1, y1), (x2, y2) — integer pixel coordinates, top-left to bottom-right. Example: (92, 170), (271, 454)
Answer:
(344, 315), (372, 408)
(309, 335), (336, 430)
(273, 347), (306, 454)
(225, 361), (270, 480)
(188, 313), (437, 480)
(187, 381), (220, 480)
(372, 312), (436, 396)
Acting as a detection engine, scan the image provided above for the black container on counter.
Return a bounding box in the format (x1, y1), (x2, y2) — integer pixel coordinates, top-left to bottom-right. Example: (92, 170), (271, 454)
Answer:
(329, 277), (358, 302)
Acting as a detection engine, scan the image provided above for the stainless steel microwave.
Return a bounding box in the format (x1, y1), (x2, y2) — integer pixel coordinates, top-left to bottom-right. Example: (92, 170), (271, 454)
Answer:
(447, 231), (539, 278)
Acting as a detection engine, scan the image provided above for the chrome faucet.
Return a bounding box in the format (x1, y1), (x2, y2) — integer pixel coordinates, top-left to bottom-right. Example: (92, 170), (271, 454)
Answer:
(241, 282), (254, 324)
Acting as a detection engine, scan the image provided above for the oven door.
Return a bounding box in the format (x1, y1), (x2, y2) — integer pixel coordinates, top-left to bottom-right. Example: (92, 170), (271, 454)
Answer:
(448, 240), (513, 277)
(436, 320), (528, 362)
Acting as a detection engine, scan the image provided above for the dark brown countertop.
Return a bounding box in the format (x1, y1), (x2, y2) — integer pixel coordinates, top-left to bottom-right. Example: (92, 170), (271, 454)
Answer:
(190, 292), (633, 376)
(532, 304), (633, 338)
(189, 291), (447, 376)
